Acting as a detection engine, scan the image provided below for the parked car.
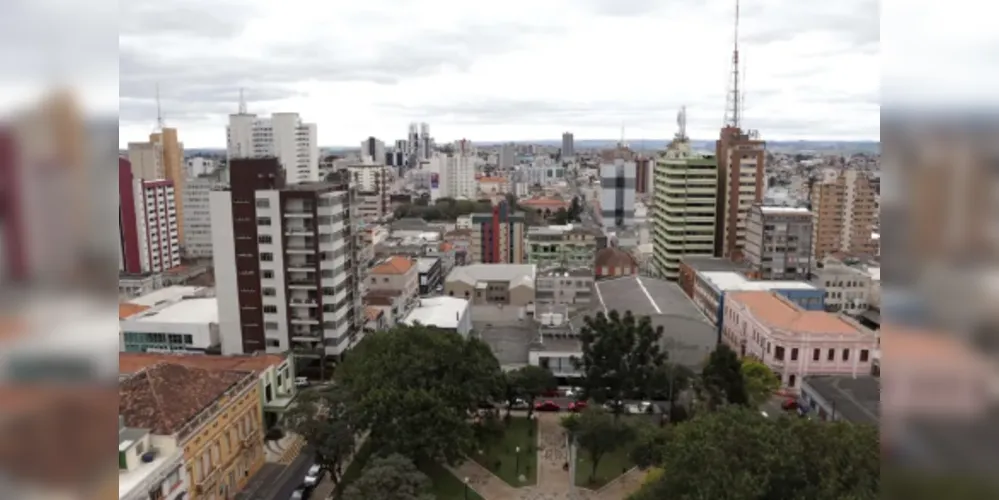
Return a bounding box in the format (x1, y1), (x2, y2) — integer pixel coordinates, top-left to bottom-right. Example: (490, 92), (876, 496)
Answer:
(290, 487), (310, 500)
(534, 400), (560, 412)
(568, 401), (588, 412)
(506, 398), (529, 410)
(781, 398), (799, 411)
(295, 377), (310, 388)
(303, 464), (324, 487)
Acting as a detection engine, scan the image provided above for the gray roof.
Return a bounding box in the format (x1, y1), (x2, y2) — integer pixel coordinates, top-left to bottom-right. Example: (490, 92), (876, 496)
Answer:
(447, 264), (536, 289)
(417, 257), (440, 273)
(802, 375), (881, 424)
(679, 256), (751, 273)
(583, 276), (717, 368)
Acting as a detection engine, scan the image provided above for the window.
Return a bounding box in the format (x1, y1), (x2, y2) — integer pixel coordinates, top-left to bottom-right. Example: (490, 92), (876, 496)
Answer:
(790, 348), (799, 361)
(263, 305), (278, 314)
(860, 349), (870, 362)
(827, 348), (835, 361)
(258, 235), (272, 244)
(262, 270), (274, 279)
(256, 199), (270, 209)
(842, 349), (850, 361)
(262, 287), (276, 297)
(774, 346), (785, 361)
(257, 217), (272, 226)
(260, 252), (274, 262)
(264, 322), (279, 330)
(788, 374), (797, 387)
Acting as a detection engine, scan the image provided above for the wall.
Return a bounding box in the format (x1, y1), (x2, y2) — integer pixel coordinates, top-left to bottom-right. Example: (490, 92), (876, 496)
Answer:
(209, 191), (242, 355)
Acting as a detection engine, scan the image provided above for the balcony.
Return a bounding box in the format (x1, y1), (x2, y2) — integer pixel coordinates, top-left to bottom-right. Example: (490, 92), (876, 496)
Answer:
(285, 227), (315, 236)
(288, 279), (318, 290)
(242, 427), (261, 449)
(290, 316), (321, 326)
(289, 298), (319, 308)
(286, 245), (316, 255)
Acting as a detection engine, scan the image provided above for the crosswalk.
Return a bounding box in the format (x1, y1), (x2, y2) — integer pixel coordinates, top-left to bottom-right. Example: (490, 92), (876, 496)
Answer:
(278, 436), (307, 465)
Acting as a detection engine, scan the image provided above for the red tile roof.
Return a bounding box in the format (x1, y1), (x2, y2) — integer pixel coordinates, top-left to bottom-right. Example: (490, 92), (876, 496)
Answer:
(119, 352), (287, 375)
(370, 256), (415, 275)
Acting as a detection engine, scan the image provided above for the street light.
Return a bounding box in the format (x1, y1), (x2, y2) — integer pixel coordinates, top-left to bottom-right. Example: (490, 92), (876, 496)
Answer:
(463, 477), (469, 500)
(515, 446), (521, 478)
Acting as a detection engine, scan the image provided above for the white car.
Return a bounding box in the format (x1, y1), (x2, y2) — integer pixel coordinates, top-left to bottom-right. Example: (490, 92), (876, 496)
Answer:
(295, 377), (310, 388)
(507, 398), (529, 410)
(303, 464), (324, 487)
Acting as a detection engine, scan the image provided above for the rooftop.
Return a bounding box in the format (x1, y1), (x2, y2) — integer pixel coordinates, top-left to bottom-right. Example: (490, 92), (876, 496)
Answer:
(700, 271), (818, 292)
(728, 291), (870, 337)
(119, 352), (287, 375)
(538, 266), (593, 278)
(404, 297), (470, 329)
(447, 264), (536, 289)
(417, 257), (440, 273)
(802, 375), (881, 424)
(758, 206), (811, 215)
(370, 255), (415, 275)
(119, 303), (150, 320)
(127, 298), (218, 324)
(119, 363), (251, 435)
(679, 256), (751, 273)
(127, 286), (207, 308)
(594, 247), (637, 269)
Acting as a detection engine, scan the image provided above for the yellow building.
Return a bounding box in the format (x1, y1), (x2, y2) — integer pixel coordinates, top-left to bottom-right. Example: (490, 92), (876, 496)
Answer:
(119, 362), (265, 500)
(150, 128), (187, 242)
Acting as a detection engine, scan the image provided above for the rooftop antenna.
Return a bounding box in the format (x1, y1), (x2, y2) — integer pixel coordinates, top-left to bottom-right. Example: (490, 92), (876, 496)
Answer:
(155, 83), (165, 131)
(722, 0), (742, 129)
(676, 106), (688, 141)
(238, 87), (248, 114)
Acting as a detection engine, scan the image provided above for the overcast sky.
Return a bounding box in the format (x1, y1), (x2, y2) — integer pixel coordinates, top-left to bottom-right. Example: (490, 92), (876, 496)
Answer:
(112, 0), (892, 148)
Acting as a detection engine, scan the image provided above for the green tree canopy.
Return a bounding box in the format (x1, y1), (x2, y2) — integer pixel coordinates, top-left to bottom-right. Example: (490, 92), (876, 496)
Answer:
(507, 365), (557, 420)
(628, 406), (880, 500)
(342, 453), (435, 500)
(337, 324), (503, 464)
(283, 385), (355, 489)
(564, 408), (637, 485)
(574, 311), (667, 417)
(700, 344), (749, 409)
(741, 359), (781, 407)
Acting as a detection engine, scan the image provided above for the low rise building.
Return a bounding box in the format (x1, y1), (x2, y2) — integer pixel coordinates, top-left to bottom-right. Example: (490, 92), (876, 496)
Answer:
(367, 256), (419, 316)
(119, 272), (165, 299)
(119, 286), (219, 353)
(799, 375), (880, 423)
(722, 291), (879, 391)
(526, 224), (599, 269)
(445, 264), (536, 306)
(417, 257), (444, 295)
(812, 253), (879, 315)
(119, 363), (264, 500)
(477, 176), (511, 196)
(535, 266), (594, 307)
(594, 247), (639, 280)
(119, 416), (188, 500)
(403, 296), (473, 336)
(676, 256), (749, 299)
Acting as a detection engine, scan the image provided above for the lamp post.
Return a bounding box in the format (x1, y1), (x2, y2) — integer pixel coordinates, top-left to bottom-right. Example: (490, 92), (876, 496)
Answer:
(463, 477), (469, 500)
(515, 446), (521, 478)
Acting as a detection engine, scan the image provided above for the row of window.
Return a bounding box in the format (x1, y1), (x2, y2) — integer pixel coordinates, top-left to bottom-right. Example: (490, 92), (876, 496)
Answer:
(122, 332), (195, 345)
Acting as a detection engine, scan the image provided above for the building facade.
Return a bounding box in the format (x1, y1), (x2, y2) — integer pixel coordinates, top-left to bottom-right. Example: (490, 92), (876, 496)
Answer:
(119, 159), (181, 274)
(182, 177), (224, 259)
(744, 205), (814, 280)
(535, 267), (594, 307)
(210, 159), (364, 361)
(128, 128), (187, 243)
(722, 291), (879, 391)
(360, 136), (386, 164)
(812, 254), (875, 315)
(469, 200), (526, 264)
(714, 126), (765, 260)
(417, 257), (443, 295)
(367, 256), (419, 317)
(119, 363), (264, 500)
(600, 158), (637, 229)
(227, 111), (319, 184)
(810, 168), (878, 261)
(651, 140), (718, 280)
(526, 225), (599, 269)
(561, 132), (574, 159)
(445, 264), (536, 307)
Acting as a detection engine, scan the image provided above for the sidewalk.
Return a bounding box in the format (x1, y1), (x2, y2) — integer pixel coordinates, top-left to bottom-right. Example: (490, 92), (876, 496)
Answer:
(449, 459), (519, 499)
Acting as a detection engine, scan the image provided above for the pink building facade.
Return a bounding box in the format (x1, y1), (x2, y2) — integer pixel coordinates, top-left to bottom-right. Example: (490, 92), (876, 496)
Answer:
(722, 291), (878, 392)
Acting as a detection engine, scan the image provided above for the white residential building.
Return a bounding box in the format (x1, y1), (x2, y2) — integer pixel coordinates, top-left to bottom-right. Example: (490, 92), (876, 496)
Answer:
(119, 162), (181, 274)
(181, 177), (223, 259)
(813, 255), (876, 315)
(431, 141), (477, 199)
(360, 136), (386, 164)
(185, 157), (216, 178)
(227, 111), (319, 184)
(599, 158), (637, 229)
(210, 158), (364, 359)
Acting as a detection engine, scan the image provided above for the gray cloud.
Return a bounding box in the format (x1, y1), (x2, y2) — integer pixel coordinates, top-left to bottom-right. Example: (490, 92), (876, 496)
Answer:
(740, 0), (879, 50)
(120, 1), (261, 38)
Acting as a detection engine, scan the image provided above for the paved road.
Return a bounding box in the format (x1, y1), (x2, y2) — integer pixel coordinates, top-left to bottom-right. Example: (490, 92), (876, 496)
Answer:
(237, 448), (314, 500)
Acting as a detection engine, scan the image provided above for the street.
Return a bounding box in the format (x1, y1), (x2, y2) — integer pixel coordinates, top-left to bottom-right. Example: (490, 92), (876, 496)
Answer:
(236, 448), (314, 500)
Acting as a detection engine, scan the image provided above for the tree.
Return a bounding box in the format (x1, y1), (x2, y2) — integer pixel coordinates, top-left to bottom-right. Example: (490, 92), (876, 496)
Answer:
(552, 207), (570, 225)
(574, 311), (667, 419)
(741, 359), (781, 407)
(501, 371), (522, 420)
(283, 385), (355, 490)
(342, 453), (435, 500)
(509, 365), (557, 420)
(629, 422), (671, 469)
(700, 344), (749, 409)
(568, 196), (583, 222)
(337, 324), (503, 465)
(565, 408), (636, 485)
(628, 406), (879, 500)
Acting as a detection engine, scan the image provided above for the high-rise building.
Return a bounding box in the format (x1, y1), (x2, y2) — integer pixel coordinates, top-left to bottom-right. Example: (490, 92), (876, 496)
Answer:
(499, 143), (516, 169)
(562, 132), (575, 159)
(651, 140), (718, 280)
(809, 167), (877, 261)
(635, 157), (653, 195)
(347, 162), (392, 223)
(744, 205), (814, 280)
(210, 159), (364, 359)
(420, 123), (432, 160)
(119, 158), (181, 274)
(469, 200), (526, 264)
(714, 126), (765, 260)
(181, 176), (224, 259)
(599, 152), (637, 230)
(149, 129), (186, 242)
(360, 136), (386, 164)
(227, 110), (319, 184)
(438, 140), (476, 199)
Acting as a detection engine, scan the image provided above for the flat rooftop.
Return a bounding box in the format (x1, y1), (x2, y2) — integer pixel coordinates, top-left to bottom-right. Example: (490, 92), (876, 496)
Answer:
(404, 297), (469, 329)
(119, 450), (183, 500)
(128, 286), (206, 307)
(129, 298), (219, 324)
(700, 271), (818, 292)
(802, 375), (880, 424)
(679, 256), (751, 273)
(728, 291), (870, 338)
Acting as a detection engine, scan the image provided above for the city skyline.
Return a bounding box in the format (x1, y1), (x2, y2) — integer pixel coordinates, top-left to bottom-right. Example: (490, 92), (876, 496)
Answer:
(119, 0), (879, 148)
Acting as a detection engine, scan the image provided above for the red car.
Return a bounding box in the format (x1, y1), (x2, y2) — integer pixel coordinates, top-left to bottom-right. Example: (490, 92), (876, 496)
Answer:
(568, 401), (588, 412)
(781, 398), (799, 411)
(534, 400), (560, 412)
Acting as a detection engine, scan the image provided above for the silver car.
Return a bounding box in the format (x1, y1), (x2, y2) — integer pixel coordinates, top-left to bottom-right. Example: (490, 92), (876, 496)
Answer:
(303, 464), (324, 487)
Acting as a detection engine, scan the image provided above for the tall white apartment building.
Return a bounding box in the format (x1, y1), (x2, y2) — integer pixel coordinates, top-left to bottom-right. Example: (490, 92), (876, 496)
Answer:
(360, 136), (386, 164)
(227, 111), (319, 184)
(347, 162), (392, 223)
(210, 158), (364, 361)
(119, 159), (181, 274)
(442, 139), (477, 199)
(499, 143), (516, 169)
(599, 158), (637, 230)
(181, 177), (224, 259)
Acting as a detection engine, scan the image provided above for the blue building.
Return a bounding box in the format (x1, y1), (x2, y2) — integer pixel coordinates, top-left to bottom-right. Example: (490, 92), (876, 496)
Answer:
(690, 271), (826, 343)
